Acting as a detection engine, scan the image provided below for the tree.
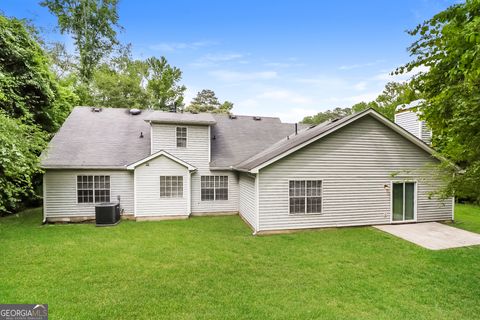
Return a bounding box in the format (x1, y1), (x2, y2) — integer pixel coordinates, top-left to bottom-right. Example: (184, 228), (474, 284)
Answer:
(397, 0), (480, 201)
(88, 52), (186, 110)
(0, 112), (47, 215)
(0, 14), (78, 132)
(91, 51), (148, 108)
(302, 107), (353, 124)
(146, 57), (186, 111)
(185, 89), (233, 114)
(41, 0), (121, 81)
(301, 82), (420, 125)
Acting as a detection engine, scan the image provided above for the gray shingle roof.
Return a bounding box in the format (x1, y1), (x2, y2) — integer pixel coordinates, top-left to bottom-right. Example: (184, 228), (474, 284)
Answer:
(41, 107), (153, 168)
(40, 107), (304, 169)
(145, 111), (216, 125)
(210, 114), (306, 169)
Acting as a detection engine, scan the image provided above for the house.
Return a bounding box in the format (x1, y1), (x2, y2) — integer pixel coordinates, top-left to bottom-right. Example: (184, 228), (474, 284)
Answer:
(395, 99), (432, 145)
(41, 106), (453, 234)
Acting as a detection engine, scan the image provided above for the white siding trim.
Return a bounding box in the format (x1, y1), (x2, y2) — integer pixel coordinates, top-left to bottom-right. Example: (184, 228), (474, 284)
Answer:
(134, 170), (137, 216)
(126, 150), (196, 171)
(255, 172), (260, 233)
(208, 125), (211, 163)
(452, 196), (455, 221)
(150, 121), (153, 155)
(188, 172), (192, 215)
(42, 174), (46, 222)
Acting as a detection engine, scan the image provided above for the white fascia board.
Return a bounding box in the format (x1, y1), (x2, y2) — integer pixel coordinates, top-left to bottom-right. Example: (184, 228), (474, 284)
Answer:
(126, 150), (196, 171)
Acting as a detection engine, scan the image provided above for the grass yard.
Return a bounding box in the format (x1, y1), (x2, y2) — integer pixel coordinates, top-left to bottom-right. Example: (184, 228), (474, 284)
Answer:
(1, 205), (480, 319)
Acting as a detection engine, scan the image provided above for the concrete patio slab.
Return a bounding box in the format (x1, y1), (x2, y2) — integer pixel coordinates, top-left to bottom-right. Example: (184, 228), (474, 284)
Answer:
(374, 222), (480, 250)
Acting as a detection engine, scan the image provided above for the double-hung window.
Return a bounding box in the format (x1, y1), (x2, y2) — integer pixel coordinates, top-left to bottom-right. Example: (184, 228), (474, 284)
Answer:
(289, 180), (322, 214)
(160, 176), (184, 198)
(176, 127), (187, 148)
(201, 176), (228, 201)
(77, 175), (110, 203)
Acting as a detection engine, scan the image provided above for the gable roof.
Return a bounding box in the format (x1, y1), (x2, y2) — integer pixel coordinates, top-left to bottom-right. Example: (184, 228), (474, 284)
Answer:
(234, 109), (440, 173)
(126, 150), (196, 171)
(145, 111), (216, 125)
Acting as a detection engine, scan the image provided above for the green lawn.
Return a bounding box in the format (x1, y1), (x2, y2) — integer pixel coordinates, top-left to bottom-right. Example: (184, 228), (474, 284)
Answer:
(1, 205), (480, 319)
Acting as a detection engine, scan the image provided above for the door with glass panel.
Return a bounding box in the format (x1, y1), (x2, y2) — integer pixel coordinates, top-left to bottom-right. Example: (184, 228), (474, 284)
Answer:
(392, 182), (416, 222)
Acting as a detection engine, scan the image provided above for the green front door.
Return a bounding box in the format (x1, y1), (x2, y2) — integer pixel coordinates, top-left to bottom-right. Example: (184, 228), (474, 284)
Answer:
(392, 182), (415, 222)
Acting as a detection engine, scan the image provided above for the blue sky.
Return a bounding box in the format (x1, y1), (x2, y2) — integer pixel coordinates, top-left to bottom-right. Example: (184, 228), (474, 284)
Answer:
(3, 0), (457, 122)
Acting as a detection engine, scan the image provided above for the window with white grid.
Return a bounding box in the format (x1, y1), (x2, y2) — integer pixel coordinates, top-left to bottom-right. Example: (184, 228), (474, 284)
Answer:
(160, 176), (184, 198)
(176, 127), (187, 148)
(77, 175), (110, 203)
(289, 180), (322, 214)
(201, 176), (228, 201)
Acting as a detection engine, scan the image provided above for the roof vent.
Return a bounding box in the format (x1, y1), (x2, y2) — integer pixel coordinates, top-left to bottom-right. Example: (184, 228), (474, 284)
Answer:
(229, 114), (237, 119)
(253, 116), (261, 121)
(91, 107), (102, 112)
(129, 108), (141, 115)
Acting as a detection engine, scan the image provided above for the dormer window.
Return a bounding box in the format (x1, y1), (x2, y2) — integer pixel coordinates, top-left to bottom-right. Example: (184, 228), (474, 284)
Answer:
(176, 127), (187, 148)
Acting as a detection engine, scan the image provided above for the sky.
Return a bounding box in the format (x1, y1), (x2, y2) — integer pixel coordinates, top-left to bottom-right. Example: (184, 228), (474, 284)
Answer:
(2, 0), (458, 122)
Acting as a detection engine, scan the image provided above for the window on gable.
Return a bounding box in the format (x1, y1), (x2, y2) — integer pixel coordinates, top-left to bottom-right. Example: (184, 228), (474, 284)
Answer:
(176, 127), (187, 148)
(160, 176), (184, 198)
(201, 176), (228, 201)
(289, 180), (322, 214)
(77, 175), (110, 203)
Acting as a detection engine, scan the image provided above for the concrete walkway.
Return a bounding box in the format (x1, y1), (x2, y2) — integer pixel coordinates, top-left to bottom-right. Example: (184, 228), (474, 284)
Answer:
(374, 222), (480, 250)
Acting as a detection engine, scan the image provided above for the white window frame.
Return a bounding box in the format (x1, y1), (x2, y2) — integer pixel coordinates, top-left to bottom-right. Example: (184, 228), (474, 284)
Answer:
(200, 175), (229, 201)
(390, 180), (417, 223)
(160, 176), (184, 198)
(288, 179), (323, 215)
(176, 126), (187, 148)
(76, 175), (111, 204)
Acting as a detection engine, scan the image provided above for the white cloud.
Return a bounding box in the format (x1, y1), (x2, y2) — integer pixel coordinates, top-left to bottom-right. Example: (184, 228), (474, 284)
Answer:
(339, 59), (385, 70)
(373, 65), (429, 82)
(149, 40), (216, 52)
(258, 90), (312, 104)
(353, 81), (368, 91)
(295, 75), (346, 87)
(326, 92), (380, 105)
(190, 53), (246, 67)
(275, 107), (320, 123)
(209, 69), (277, 82)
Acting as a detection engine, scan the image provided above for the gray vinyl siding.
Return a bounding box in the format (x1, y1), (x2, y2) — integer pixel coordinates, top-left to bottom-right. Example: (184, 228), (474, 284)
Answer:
(395, 111), (420, 138)
(421, 121), (432, 145)
(239, 173), (257, 229)
(44, 169), (134, 218)
(134, 155), (189, 217)
(257, 115), (452, 232)
(151, 124), (239, 213)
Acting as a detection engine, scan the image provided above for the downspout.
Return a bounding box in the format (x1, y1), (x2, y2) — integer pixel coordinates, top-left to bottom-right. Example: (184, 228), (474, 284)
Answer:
(253, 171), (260, 235)
(42, 172), (47, 224)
